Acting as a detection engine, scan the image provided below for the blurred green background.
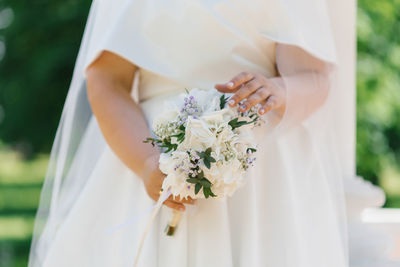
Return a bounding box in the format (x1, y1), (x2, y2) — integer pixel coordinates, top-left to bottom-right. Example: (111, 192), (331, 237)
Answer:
(0, 0), (399, 266)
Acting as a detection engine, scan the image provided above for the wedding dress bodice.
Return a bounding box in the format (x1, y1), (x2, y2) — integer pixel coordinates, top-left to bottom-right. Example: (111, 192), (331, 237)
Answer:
(136, 39), (277, 103)
(136, 31), (277, 128)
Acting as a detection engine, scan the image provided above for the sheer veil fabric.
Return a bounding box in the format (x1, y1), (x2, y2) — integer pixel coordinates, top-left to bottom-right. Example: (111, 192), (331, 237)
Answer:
(29, 0), (350, 266)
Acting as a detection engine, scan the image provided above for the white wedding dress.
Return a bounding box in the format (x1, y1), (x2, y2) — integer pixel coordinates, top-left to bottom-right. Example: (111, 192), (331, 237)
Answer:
(29, 1), (349, 266)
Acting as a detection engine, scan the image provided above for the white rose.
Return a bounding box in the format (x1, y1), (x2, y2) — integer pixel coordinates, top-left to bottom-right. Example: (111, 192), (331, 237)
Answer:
(182, 116), (216, 150)
(216, 158), (242, 184)
(187, 88), (219, 110)
(201, 109), (234, 125)
(202, 161), (223, 183)
(215, 124), (236, 144)
(158, 153), (174, 174)
(202, 95), (222, 115)
(162, 172), (187, 197)
(159, 150), (188, 173)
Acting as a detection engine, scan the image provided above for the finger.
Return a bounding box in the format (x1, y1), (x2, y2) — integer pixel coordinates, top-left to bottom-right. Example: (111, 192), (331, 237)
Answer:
(240, 87), (271, 112)
(214, 83), (234, 93)
(259, 95), (280, 115)
(230, 79), (263, 108)
(164, 200), (186, 211)
(169, 195), (196, 205)
(214, 71), (255, 93)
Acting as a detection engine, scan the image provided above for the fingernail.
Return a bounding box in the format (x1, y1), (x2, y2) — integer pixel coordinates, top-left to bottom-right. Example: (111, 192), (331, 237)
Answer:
(228, 99), (235, 106)
(259, 108), (265, 114)
(227, 82), (234, 88)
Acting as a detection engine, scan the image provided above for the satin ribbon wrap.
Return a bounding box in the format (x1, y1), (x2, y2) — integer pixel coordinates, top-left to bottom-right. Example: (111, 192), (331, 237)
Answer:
(133, 189), (172, 267)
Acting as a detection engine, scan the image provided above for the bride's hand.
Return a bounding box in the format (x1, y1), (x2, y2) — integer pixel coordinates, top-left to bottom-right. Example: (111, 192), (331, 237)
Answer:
(143, 154), (196, 211)
(215, 72), (286, 116)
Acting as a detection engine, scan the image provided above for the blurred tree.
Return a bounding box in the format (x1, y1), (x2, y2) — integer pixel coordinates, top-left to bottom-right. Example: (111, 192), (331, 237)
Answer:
(0, 0), (91, 157)
(356, 0), (400, 189)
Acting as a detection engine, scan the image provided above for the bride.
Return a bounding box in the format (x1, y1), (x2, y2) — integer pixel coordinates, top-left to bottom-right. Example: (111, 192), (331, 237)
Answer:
(28, 0), (350, 266)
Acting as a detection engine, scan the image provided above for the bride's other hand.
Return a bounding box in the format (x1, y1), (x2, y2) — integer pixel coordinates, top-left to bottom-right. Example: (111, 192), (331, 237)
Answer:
(143, 154), (196, 212)
(214, 72), (286, 116)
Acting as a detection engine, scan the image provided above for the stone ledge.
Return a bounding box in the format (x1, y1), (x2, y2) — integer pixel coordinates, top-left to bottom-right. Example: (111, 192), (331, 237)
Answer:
(362, 208), (400, 260)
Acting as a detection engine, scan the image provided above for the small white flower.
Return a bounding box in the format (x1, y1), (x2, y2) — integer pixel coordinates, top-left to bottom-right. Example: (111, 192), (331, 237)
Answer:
(152, 109), (179, 130)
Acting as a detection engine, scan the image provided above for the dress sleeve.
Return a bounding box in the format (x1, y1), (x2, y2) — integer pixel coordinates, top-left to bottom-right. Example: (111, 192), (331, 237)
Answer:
(209, 0), (339, 138)
(82, 0), (175, 77)
(263, 43), (337, 138)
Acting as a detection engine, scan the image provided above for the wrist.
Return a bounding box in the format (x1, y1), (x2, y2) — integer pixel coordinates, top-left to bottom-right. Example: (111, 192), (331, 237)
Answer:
(140, 153), (161, 182)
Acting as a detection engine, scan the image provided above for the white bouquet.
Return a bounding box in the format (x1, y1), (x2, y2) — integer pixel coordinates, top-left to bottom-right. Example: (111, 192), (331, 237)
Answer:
(145, 88), (261, 200)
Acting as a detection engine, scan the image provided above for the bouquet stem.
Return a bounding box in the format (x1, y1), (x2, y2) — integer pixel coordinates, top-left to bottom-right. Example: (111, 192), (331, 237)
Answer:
(165, 209), (182, 236)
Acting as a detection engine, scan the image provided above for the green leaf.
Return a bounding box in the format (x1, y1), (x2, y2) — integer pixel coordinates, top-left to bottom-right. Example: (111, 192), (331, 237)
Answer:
(219, 94), (229, 109)
(186, 178), (198, 184)
(159, 138), (179, 153)
(203, 187), (210, 198)
(247, 148), (257, 153)
(228, 118), (238, 126)
(195, 183), (202, 195)
(198, 148), (215, 168)
(197, 151), (206, 159)
(204, 158), (211, 169)
(171, 132), (185, 143)
(143, 137), (162, 147)
(228, 117), (258, 130)
(208, 156), (216, 163)
(197, 171), (205, 179)
(208, 187), (217, 197)
(203, 187), (217, 198)
(199, 178), (212, 188)
(160, 142), (178, 153)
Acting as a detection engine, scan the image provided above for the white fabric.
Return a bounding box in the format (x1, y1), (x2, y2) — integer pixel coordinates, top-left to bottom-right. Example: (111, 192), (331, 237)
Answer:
(28, 1), (350, 267)
(326, 0), (357, 177)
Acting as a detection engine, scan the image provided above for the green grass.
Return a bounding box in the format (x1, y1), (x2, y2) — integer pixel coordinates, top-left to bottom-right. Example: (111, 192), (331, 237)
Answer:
(0, 146), (48, 267)
(0, 216), (35, 241)
(0, 149), (48, 185)
(0, 186), (42, 215)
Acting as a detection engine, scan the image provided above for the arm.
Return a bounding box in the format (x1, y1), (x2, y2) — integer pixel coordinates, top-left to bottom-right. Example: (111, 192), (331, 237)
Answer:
(86, 51), (193, 210)
(215, 43), (332, 127)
